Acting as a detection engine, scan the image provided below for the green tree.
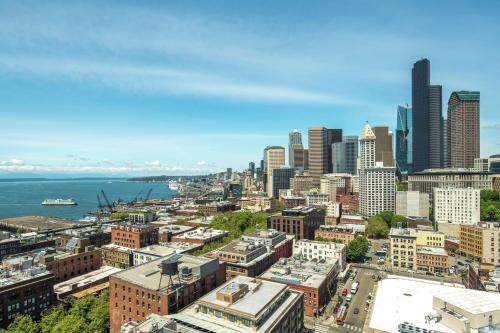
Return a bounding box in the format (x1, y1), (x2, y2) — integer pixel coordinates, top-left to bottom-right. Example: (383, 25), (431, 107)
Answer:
(109, 212), (129, 220)
(397, 183), (408, 191)
(50, 314), (88, 333)
(366, 216), (389, 238)
(273, 199), (284, 211)
(390, 214), (407, 228)
(480, 189), (500, 221)
(3, 315), (38, 333)
(87, 291), (110, 333)
(378, 211), (394, 227)
(347, 236), (369, 262)
(482, 204), (500, 221)
(40, 305), (66, 333)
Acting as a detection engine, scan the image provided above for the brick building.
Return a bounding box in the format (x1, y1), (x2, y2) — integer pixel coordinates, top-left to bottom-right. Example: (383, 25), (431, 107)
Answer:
(112, 224), (159, 249)
(270, 206), (324, 240)
(101, 244), (133, 269)
(314, 224), (365, 245)
(415, 246), (448, 274)
(109, 254), (226, 333)
(197, 201), (236, 216)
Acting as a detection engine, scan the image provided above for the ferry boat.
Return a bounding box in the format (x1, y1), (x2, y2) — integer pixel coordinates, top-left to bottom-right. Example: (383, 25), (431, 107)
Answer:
(42, 198), (78, 206)
(168, 181), (180, 191)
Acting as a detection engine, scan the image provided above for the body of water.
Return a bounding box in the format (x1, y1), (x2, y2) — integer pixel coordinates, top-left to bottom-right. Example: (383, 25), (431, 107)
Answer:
(0, 179), (174, 220)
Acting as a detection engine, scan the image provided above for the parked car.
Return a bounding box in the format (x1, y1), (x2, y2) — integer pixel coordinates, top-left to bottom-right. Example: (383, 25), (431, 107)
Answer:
(457, 261), (464, 266)
(346, 294), (352, 302)
(342, 288), (348, 296)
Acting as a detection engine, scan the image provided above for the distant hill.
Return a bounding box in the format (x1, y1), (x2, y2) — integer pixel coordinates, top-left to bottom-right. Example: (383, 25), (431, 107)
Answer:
(128, 174), (214, 182)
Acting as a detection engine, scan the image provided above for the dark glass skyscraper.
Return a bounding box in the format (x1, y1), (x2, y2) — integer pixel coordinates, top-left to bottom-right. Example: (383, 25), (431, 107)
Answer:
(412, 58), (443, 171)
(332, 135), (358, 175)
(396, 104), (412, 173)
(272, 166), (294, 198)
(326, 128), (343, 172)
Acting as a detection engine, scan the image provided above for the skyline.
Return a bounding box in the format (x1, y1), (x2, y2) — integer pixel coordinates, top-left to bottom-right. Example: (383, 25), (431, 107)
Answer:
(1, 0), (500, 177)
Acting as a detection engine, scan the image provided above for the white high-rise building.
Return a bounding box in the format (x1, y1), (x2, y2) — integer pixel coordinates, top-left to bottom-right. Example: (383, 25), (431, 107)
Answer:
(319, 174), (339, 201)
(433, 187), (480, 225)
(359, 122), (396, 217)
(396, 191), (429, 218)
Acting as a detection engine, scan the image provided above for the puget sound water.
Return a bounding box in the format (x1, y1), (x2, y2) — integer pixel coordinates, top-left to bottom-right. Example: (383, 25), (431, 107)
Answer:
(0, 178), (174, 220)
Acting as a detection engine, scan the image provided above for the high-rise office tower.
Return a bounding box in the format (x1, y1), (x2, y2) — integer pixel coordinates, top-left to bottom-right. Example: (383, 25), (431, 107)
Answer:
(396, 104), (413, 173)
(264, 146), (285, 197)
(272, 167), (295, 198)
(373, 127), (394, 167)
(429, 85), (443, 168)
(288, 130), (304, 170)
(359, 122), (396, 217)
(412, 59), (443, 171)
(442, 117), (448, 168)
(248, 162), (255, 178)
(303, 149), (309, 171)
(332, 136), (358, 175)
(308, 128), (328, 186)
(226, 168), (232, 181)
(447, 91), (480, 169)
(326, 129), (343, 172)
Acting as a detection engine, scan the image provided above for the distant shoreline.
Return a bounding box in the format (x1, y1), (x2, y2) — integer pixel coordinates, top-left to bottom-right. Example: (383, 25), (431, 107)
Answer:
(0, 177), (126, 182)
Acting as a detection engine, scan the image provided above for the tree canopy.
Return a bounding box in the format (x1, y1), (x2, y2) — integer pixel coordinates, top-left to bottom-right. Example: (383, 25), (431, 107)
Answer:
(480, 189), (500, 221)
(366, 216), (389, 238)
(0, 291), (109, 333)
(347, 236), (369, 262)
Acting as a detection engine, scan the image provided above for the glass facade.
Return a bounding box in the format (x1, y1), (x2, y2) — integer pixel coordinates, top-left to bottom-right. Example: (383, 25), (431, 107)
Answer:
(331, 136), (358, 175)
(396, 104), (413, 173)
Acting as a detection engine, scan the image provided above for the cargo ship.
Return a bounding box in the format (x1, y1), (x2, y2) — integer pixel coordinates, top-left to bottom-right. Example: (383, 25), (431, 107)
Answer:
(42, 198), (78, 206)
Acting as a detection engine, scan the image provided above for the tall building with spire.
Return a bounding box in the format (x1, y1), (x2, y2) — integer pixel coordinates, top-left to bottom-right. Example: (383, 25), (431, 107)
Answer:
(359, 122), (396, 217)
(288, 130), (304, 170)
(447, 91), (480, 168)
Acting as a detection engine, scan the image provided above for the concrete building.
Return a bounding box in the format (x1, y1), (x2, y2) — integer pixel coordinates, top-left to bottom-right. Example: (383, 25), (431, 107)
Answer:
(270, 206), (324, 240)
(158, 225), (196, 243)
(282, 195), (307, 209)
(207, 229), (294, 279)
(129, 212), (155, 224)
(303, 149), (309, 171)
(325, 201), (341, 224)
(369, 276), (500, 333)
(314, 224), (365, 245)
(54, 265), (121, 300)
(259, 256), (339, 317)
(290, 174), (314, 193)
(101, 244), (133, 269)
(373, 126), (394, 167)
(264, 146), (286, 197)
(459, 222), (500, 265)
(359, 122), (396, 217)
(0, 266), (55, 329)
(112, 224), (159, 249)
(308, 127), (328, 186)
(319, 174), (338, 201)
(289, 129), (304, 170)
(408, 169), (500, 200)
(166, 276), (304, 333)
(121, 313), (176, 333)
(171, 227), (228, 245)
(198, 201), (237, 216)
(390, 228), (417, 271)
(238, 196), (274, 212)
(474, 157), (489, 172)
(395, 190), (429, 218)
(132, 245), (178, 266)
(109, 254), (226, 333)
(305, 190), (330, 206)
(433, 187), (480, 225)
(271, 167), (294, 198)
(447, 91), (480, 169)
(293, 239), (346, 269)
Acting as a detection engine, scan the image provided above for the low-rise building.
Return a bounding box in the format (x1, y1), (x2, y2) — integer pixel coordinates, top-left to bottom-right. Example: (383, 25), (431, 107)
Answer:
(112, 224), (159, 249)
(293, 239), (346, 270)
(132, 245), (178, 266)
(339, 214), (364, 225)
(58, 227), (111, 248)
(109, 254), (226, 333)
(259, 256), (339, 317)
(305, 191), (330, 206)
(0, 266), (55, 329)
(101, 244), (133, 269)
(129, 212), (156, 224)
(238, 196), (273, 212)
(207, 229), (293, 279)
(158, 225), (196, 243)
(290, 174), (314, 193)
(325, 202), (341, 225)
(270, 206), (324, 240)
(156, 242), (203, 254)
(171, 227), (228, 245)
(336, 193), (359, 213)
(167, 276), (304, 333)
(459, 222), (500, 265)
(415, 246), (448, 274)
(282, 196), (307, 209)
(390, 228), (417, 271)
(198, 201), (236, 216)
(54, 265), (121, 300)
(369, 276), (500, 333)
(314, 224), (365, 245)
(121, 313), (176, 333)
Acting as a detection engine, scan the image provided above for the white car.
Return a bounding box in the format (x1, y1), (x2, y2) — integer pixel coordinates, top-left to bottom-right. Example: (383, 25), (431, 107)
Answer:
(346, 294), (352, 302)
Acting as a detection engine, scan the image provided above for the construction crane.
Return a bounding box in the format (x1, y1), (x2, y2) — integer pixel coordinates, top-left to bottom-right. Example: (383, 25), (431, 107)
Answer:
(132, 190), (143, 203)
(97, 194), (104, 211)
(100, 190), (113, 210)
(144, 188), (153, 201)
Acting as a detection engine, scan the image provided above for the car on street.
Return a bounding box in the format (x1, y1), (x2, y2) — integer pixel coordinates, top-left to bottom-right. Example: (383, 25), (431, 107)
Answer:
(458, 261), (464, 266)
(354, 308), (359, 315)
(346, 293), (352, 302)
(342, 288), (348, 296)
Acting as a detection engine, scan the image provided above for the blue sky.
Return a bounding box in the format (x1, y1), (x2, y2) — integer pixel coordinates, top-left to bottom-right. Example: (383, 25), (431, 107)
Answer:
(0, 0), (499, 176)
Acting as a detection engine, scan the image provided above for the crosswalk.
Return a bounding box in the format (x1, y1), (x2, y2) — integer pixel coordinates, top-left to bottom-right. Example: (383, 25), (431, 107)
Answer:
(344, 323), (362, 332)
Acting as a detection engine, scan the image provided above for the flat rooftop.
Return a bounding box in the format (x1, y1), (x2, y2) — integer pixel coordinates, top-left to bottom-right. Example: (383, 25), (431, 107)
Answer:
(101, 243), (132, 252)
(158, 242), (203, 253)
(369, 276), (500, 333)
(0, 266), (51, 287)
(158, 224), (195, 235)
(259, 257), (336, 289)
(132, 245), (177, 257)
(417, 246), (448, 256)
(54, 265), (121, 294)
(112, 255), (217, 292)
(173, 227), (227, 240)
(390, 227), (416, 237)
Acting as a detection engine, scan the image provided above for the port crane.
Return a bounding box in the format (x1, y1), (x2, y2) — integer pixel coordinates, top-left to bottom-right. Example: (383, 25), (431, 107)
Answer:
(100, 190), (113, 210)
(144, 188), (153, 201)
